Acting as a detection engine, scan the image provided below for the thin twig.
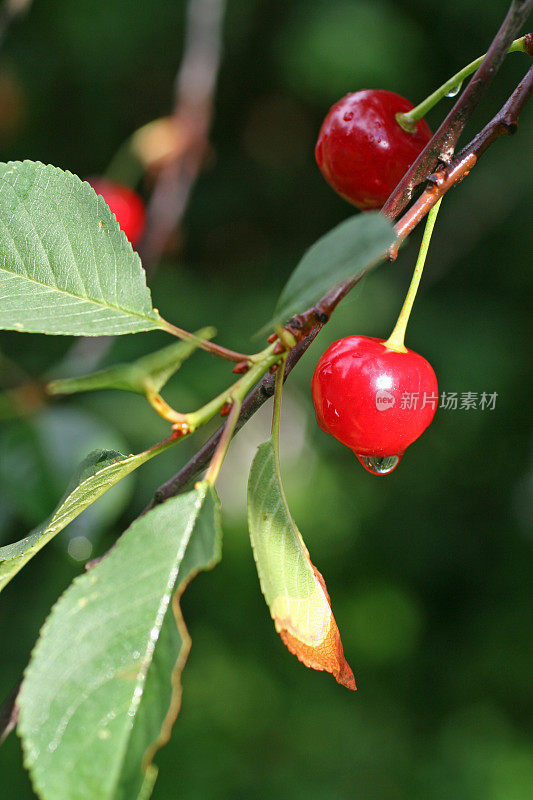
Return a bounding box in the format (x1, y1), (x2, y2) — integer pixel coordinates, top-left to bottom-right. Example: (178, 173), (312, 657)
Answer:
(459, 62), (533, 157)
(139, 0), (226, 269)
(382, 0), (533, 219)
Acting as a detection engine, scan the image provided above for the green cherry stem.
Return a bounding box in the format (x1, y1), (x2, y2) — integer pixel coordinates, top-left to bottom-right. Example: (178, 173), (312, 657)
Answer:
(385, 197), (442, 353)
(204, 397), (242, 485)
(397, 35), (530, 132)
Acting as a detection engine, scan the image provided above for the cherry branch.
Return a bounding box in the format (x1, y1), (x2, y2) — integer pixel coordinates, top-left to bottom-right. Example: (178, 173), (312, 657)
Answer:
(460, 61), (533, 157)
(145, 64), (533, 508)
(382, 0), (533, 219)
(392, 63), (533, 255)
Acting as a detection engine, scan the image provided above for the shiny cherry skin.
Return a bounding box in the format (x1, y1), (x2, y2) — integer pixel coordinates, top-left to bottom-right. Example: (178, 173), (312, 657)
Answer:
(88, 178), (146, 247)
(315, 90), (432, 210)
(311, 336), (438, 460)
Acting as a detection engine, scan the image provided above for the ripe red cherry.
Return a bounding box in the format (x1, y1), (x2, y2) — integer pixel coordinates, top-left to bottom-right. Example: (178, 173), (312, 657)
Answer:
(311, 336), (438, 475)
(88, 178), (146, 247)
(315, 90), (432, 210)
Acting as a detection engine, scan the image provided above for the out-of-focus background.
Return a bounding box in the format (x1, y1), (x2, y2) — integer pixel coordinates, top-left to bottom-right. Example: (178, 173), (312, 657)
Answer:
(1, 1), (532, 798)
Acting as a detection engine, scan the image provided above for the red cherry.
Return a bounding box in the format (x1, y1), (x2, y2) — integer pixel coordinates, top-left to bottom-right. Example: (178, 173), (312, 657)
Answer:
(88, 178), (146, 247)
(311, 336), (438, 474)
(315, 90), (432, 210)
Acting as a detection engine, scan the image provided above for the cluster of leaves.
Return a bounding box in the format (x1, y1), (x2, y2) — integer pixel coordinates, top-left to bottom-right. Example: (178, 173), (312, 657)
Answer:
(0, 160), (394, 799)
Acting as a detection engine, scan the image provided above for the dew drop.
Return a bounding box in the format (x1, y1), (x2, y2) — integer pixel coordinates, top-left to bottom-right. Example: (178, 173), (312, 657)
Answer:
(445, 82), (462, 98)
(356, 454), (402, 475)
(343, 111), (354, 121)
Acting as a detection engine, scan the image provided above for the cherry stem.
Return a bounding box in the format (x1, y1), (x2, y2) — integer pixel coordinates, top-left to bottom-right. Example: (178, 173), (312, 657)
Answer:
(396, 35), (530, 132)
(204, 396), (242, 485)
(160, 318), (252, 363)
(385, 198), (442, 353)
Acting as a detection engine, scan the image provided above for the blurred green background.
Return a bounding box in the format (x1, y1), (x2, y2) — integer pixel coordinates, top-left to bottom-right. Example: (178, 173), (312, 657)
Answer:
(1, 0), (532, 798)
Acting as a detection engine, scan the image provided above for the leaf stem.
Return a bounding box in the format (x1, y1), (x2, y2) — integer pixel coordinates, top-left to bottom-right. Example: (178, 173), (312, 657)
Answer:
(384, 198), (442, 353)
(161, 319), (252, 363)
(204, 397), (242, 485)
(397, 35), (530, 132)
(145, 387), (189, 425)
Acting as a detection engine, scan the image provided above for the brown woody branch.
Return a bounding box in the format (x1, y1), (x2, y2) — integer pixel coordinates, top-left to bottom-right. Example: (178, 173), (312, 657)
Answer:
(392, 63), (533, 256)
(382, 0), (533, 219)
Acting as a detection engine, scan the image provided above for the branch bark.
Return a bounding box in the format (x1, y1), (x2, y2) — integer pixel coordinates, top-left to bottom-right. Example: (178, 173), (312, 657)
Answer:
(382, 0), (533, 219)
(392, 63), (533, 256)
(0, 680), (20, 745)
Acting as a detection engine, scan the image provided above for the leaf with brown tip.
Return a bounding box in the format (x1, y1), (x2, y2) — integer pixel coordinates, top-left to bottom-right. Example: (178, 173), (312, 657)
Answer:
(247, 440), (355, 690)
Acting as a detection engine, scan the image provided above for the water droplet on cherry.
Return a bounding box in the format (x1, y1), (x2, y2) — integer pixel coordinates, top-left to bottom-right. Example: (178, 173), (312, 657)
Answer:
(445, 82), (462, 98)
(343, 111), (354, 121)
(356, 454), (402, 475)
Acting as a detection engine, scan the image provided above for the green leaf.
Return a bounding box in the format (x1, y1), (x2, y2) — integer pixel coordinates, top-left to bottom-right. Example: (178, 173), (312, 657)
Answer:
(0, 161), (163, 336)
(270, 212), (395, 327)
(0, 439), (175, 593)
(247, 440), (355, 689)
(18, 483), (222, 800)
(47, 327), (216, 396)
